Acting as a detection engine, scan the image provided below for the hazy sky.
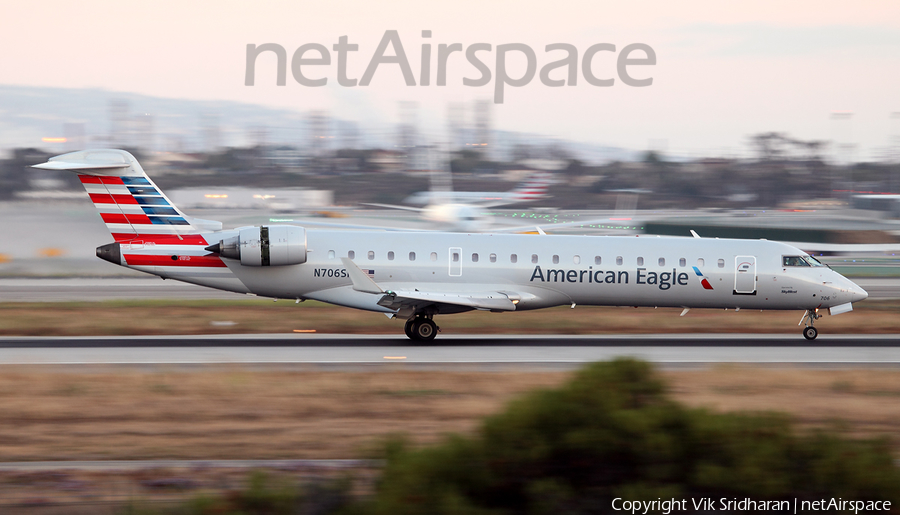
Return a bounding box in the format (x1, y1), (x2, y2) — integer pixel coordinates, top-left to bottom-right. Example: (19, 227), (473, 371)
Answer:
(2, 0), (899, 157)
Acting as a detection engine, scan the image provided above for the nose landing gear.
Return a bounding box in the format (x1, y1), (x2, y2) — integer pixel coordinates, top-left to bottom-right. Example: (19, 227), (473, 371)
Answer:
(404, 315), (439, 342)
(800, 309), (820, 340)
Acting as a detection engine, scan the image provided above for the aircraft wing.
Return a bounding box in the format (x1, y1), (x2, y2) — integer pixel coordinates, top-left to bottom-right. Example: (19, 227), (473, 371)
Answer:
(484, 215), (652, 234)
(340, 257), (517, 312)
(375, 290), (517, 312)
(467, 199), (518, 208)
(361, 203), (425, 213)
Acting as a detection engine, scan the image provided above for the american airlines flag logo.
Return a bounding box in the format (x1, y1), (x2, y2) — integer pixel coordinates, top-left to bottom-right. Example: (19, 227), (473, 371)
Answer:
(365, 269), (375, 278)
(692, 266), (714, 290)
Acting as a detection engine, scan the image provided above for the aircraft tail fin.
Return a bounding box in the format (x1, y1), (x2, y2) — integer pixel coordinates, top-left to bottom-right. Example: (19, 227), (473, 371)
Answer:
(33, 149), (219, 245)
(510, 172), (553, 202)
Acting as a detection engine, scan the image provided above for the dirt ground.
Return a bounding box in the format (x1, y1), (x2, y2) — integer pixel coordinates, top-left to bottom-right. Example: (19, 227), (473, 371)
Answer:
(0, 366), (898, 462)
(1, 299), (899, 336)
(1, 365), (899, 512)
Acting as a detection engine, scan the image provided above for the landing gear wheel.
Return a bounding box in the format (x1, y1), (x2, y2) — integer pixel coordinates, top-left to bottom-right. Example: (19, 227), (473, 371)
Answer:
(404, 319), (415, 339)
(803, 326), (818, 341)
(800, 309), (821, 341)
(412, 318), (437, 342)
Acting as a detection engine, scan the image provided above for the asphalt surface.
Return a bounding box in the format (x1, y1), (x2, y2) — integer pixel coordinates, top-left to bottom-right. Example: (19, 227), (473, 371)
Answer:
(0, 334), (898, 366)
(1, 333), (899, 348)
(2, 277), (899, 302)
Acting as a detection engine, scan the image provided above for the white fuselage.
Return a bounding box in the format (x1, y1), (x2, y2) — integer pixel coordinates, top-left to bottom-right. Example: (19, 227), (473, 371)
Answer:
(36, 148), (867, 340)
(135, 229), (867, 315)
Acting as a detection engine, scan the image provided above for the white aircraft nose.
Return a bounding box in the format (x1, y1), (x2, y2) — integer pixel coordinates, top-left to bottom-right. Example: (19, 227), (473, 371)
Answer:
(839, 276), (868, 303)
(850, 284), (868, 303)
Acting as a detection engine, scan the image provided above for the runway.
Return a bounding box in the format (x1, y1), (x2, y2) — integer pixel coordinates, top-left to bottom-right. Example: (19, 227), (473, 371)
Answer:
(0, 334), (898, 367)
(2, 277), (900, 302)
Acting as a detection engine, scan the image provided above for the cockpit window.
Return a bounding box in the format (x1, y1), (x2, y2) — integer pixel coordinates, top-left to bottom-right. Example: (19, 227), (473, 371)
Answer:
(803, 255), (825, 267)
(783, 256), (809, 267)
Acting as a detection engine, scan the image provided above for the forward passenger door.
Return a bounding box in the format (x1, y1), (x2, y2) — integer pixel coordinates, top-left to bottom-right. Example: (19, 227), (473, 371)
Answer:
(734, 255), (757, 294)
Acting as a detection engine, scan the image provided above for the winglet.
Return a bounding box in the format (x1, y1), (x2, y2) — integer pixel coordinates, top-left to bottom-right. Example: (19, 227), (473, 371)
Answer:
(690, 230), (701, 239)
(340, 257), (384, 294)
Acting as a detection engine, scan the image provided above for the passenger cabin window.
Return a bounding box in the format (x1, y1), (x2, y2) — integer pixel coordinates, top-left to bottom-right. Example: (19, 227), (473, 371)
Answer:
(328, 250), (335, 259)
(368, 251), (375, 260)
(659, 257), (665, 266)
(510, 254), (518, 263)
(616, 256), (623, 266)
(430, 252), (437, 262)
(552, 255), (559, 264)
(388, 251), (394, 261)
(490, 253), (497, 263)
(679, 258), (686, 267)
(532, 254), (539, 264)
(697, 258), (704, 267)
(409, 252), (416, 261)
(637, 257), (644, 266)
(717, 258), (725, 268)
(472, 253), (479, 262)
(594, 256), (601, 265)
(348, 251), (355, 259)
(573, 255), (581, 265)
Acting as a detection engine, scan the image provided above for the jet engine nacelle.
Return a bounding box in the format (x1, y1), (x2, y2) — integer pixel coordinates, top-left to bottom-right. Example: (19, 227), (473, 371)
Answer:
(215, 225), (307, 266)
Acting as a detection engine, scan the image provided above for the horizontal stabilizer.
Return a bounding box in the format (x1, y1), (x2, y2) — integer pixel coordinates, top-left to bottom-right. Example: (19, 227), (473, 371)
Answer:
(32, 149), (133, 172)
(32, 161), (130, 171)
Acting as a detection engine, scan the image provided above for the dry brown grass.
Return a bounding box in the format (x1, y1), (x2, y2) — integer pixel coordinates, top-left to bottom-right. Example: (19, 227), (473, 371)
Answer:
(0, 368), (567, 461)
(0, 366), (899, 462)
(666, 366), (900, 441)
(0, 299), (898, 336)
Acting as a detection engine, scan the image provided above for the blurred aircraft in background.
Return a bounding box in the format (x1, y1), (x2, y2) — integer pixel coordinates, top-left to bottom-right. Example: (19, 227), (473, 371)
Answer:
(367, 168), (554, 232)
(402, 170), (553, 206)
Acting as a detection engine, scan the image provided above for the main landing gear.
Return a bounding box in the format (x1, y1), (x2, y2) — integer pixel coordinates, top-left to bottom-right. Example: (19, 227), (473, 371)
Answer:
(800, 309), (820, 341)
(404, 315), (439, 342)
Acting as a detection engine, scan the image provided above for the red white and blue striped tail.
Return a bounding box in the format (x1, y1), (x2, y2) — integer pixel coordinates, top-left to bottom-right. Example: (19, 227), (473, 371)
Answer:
(33, 149), (219, 246)
(510, 171), (553, 202)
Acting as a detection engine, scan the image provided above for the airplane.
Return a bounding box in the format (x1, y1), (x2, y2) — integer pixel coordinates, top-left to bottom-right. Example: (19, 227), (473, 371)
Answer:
(401, 170), (553, 206)
(35, 149), (868, 342)
(366, 167), (554, 232)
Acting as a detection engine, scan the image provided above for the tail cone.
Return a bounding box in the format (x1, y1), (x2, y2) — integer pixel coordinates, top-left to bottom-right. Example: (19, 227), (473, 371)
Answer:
(96, 242), (121, 265)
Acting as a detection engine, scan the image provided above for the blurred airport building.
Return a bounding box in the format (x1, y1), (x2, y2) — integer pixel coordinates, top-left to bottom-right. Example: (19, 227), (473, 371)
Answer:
(168, 187), (332, 211)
